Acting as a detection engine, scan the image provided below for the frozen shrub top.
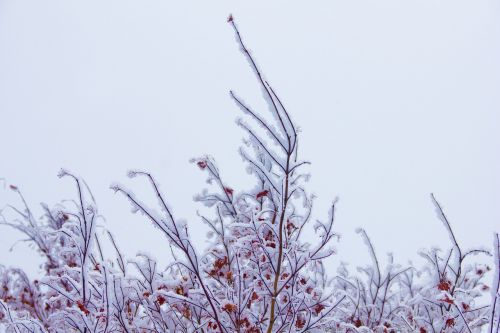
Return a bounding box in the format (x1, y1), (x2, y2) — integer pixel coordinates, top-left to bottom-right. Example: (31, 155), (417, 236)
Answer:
(0, 16), (499, 333)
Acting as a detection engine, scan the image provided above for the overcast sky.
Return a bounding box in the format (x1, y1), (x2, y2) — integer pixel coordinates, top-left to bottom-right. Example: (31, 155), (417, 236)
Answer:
(1, 0), (499, 278)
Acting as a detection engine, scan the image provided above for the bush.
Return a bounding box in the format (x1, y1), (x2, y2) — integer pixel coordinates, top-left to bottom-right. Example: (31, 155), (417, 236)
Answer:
(1, 17), (499, 333)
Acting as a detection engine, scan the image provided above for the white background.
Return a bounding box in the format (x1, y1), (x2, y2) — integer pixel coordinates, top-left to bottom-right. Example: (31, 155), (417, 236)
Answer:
(1, 1), (499, 278)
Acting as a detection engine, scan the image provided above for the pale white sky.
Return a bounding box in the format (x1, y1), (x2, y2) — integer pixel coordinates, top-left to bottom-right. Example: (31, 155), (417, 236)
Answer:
(1, 0), (499, 277)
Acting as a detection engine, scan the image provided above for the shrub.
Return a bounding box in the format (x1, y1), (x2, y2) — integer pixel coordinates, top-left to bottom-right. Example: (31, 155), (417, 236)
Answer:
(1, 17), (498, 333)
